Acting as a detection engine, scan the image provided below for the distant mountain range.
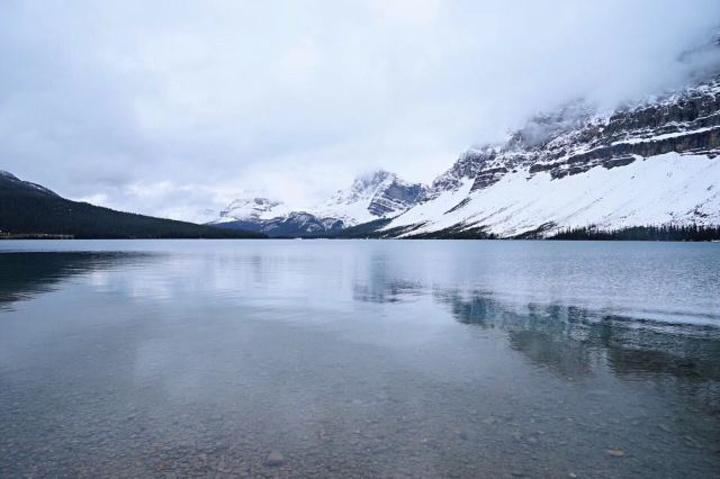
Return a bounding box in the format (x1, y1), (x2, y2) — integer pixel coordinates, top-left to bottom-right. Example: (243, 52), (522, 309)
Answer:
(208, 170), (426, 237)
(209, 37), (720, 240)
(0, 171), (263, 239)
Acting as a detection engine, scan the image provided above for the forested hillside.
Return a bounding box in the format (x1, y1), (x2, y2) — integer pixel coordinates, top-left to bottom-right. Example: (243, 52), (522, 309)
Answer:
(0, 171), (264, 239)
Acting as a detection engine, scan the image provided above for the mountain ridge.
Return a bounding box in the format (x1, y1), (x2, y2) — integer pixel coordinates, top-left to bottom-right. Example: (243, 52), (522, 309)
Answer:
(209, 170), (426, 237)
(0, 171), (265, 239)
(368, 72), (720, 239)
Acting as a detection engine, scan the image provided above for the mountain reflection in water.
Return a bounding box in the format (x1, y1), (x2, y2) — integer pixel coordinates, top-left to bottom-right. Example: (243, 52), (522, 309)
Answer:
(0, 252), (150, 310)
(438, 290), (720, 410)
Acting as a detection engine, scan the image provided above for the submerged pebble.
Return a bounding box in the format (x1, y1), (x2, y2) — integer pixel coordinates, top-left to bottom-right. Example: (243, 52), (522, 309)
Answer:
(265, 451), (285, 467)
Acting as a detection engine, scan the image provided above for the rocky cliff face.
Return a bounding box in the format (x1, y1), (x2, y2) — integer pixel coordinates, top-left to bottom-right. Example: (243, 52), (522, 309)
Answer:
(423, 101), (597, 200)
(321, 171), (426, 221)
(377, 72), (720, 238)
(524, 78), (720, 181)
(428, 81), (720, 198)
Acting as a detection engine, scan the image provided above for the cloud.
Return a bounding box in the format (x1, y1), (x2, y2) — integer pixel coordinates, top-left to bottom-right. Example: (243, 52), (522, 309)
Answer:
(370, 0), (443, 27)
(1, 0), (719, 221)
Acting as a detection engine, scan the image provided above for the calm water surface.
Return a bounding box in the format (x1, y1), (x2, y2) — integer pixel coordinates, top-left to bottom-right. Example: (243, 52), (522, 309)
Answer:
(0, 240), (719, 478)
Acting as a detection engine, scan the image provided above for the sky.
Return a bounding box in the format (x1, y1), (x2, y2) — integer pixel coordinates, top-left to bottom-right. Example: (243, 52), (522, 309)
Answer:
(1, 0), (719, 222)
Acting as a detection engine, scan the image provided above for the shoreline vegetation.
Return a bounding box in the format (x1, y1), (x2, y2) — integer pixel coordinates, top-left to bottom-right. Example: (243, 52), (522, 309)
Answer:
(547, 225), (720, 242)
(4, 224), (720, 241)
(320, 223), (720, 241)
(0, 233), (74, 240)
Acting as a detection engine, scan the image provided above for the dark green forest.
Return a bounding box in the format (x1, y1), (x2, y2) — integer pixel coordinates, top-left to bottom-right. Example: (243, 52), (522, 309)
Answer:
(329, 218), (720, 241)
(548, 225), (720, 241)
(0, 173), (264, 239)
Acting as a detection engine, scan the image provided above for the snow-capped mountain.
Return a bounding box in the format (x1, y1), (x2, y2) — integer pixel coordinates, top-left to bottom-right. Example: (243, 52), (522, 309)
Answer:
(213, 212), (346, 238)
(375, 71), (720, 238)
(209, 170), (425, 237)
(215, 197), (288, 223)
(315, 170), (426, 225)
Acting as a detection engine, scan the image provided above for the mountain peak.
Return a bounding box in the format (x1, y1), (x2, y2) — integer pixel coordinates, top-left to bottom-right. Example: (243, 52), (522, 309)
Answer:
(354, 169), (395, 185)
(0, 170), (19, 181)
(0, 170), (59, 197)
(507, 99), (596, 149)
(215, 196), (286, 223)
(344, 170), (398, 198)
(320, 170), (425, 223)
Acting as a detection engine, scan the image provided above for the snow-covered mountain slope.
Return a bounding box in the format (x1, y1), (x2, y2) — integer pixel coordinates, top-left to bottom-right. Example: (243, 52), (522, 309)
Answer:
(209, 170), (425, 237)
(378, 74), (720, 238)
(386, 153), (719, 238)
(213, 197), (289, 223)
(314, 170), (426, 226)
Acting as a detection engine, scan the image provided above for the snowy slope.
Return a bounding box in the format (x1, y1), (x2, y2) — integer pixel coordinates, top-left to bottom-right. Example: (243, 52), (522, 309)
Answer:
(387, 153), (719, 237)
(377, 72), (720, 238)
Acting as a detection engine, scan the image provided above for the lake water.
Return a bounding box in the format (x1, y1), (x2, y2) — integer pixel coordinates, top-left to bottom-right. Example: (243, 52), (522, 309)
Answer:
(0, 240), (719, 478)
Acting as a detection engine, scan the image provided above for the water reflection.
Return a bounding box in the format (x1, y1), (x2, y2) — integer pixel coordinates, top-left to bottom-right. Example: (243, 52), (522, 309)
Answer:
(0, 252), (149, 311)
(436, 289), (720, 410)
(353, 278), (423, 304)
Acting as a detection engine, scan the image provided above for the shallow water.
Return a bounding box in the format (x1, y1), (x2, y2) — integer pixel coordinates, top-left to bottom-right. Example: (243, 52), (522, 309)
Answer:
(0, 239), (719, 478)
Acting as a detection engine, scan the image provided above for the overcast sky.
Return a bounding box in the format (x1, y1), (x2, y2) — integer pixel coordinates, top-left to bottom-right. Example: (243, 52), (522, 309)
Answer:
(1, 0), (719, 221)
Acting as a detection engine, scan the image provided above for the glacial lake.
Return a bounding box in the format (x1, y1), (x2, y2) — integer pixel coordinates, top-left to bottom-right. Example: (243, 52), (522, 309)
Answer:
(1, 239), (719, 478)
